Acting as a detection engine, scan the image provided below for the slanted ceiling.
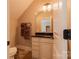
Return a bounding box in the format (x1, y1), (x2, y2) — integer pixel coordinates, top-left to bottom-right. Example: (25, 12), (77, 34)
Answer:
(8, 0), (34, 20)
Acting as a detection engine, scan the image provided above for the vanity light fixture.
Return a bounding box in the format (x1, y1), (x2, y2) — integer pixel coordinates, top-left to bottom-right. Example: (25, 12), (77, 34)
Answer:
(43, 5), (47, 12)
(42, 1), (63, 11)
(47, 4), (52, 11)
(59, 1), (63, 9)
(53, 1), (63, 10)
(53, 3), (58, 10)
(42, 3), (52, 12)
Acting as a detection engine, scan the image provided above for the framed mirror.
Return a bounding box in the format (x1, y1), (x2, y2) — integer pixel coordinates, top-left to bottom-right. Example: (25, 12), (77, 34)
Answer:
(35, 11), (53, 36)
(35, 11), (53, 32)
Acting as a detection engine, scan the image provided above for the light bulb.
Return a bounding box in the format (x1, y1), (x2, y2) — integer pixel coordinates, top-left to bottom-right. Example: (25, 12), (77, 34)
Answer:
(47, 4), (52, 11)
(59, 1), (63, 9)
(42, 5), (47, 12)
(53, 3), (58, 10)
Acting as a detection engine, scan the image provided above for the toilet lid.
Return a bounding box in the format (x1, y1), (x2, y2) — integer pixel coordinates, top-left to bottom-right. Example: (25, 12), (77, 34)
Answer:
(9, 47), (17, 56)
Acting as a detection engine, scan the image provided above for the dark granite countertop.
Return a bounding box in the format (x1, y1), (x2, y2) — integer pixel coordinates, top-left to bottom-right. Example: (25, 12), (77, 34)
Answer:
(32, 32), (54, 39)
(32, 35), (54, 39)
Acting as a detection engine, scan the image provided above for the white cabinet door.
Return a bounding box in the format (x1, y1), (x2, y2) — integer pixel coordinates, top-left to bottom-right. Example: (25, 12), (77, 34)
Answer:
(32, 37), (40, 59)
(40, 42), (52, 59)
(32, 50), (39, 59)
(32, 42), (39, 59)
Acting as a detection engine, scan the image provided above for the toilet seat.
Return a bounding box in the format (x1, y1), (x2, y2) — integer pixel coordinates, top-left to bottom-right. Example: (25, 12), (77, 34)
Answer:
(9, 47), (17, 59)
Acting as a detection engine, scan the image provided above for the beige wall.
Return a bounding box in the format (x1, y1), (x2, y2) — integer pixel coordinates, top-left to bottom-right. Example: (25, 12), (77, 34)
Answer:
(67, 0), (71, 29)
(9, 0), (34, 21)
(8, 0), (34, 47)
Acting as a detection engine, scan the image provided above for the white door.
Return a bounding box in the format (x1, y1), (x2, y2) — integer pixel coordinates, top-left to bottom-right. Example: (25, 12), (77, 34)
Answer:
(53, 0), (67, 59)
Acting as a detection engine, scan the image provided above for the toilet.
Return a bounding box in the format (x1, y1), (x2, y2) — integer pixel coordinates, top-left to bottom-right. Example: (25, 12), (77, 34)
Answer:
(9, 47), (17, 59)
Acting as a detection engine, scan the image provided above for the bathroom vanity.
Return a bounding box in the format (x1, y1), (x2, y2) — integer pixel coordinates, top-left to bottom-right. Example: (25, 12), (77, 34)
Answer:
(32, 36), (54, 59)
(32, 11), (54, 59)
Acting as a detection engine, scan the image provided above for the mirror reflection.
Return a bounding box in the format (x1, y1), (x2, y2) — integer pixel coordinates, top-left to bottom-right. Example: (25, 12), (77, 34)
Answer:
(35, 11), (53, 33)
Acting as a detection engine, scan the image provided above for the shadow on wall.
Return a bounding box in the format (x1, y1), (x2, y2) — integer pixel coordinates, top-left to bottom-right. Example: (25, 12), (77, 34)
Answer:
(15, 23), (32, 47)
